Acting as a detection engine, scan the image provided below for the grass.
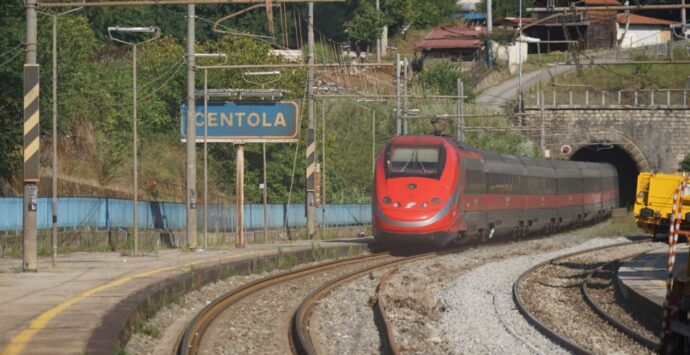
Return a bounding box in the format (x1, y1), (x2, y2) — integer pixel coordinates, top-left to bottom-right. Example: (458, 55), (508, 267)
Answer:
(565, 213), (644, 239)
(550, 48), (690, 92)
(131, 318), (161, 338)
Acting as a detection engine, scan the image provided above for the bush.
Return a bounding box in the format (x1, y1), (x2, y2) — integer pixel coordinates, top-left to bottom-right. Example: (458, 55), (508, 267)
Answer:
(414, 61), (474, 98)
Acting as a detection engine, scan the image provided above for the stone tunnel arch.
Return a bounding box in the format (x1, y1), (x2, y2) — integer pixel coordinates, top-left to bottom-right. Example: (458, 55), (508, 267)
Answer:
(567, 138), (648, 208)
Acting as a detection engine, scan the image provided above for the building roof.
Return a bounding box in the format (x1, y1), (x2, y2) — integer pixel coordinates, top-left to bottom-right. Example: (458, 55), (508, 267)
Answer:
(415, 26), (487, 50)
(616, 13), (676, 26)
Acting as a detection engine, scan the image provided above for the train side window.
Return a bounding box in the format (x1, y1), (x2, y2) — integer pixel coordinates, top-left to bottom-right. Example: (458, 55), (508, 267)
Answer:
(464, 169), (486, 194)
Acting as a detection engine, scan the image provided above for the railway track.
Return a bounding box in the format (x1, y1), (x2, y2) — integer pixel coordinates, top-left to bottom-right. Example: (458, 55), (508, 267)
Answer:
(513, 240), (659, 354)
(175, 249), (446, 355)
(291, 253), (436, 355)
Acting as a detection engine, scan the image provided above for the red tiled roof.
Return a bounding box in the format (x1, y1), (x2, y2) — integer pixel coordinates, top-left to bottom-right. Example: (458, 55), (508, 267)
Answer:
(415, 26), (487, 50)
(616, 13), (676, 26)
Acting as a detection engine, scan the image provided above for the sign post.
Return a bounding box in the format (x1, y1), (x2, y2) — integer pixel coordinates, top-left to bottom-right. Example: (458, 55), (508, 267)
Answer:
(181, 100), (300, 248)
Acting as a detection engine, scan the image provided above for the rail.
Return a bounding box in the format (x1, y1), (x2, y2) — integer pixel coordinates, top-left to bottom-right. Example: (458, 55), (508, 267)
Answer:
(512, 241), (649, 354)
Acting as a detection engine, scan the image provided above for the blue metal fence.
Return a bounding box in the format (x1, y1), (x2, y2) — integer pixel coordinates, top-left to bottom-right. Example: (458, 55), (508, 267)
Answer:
(0, 197), (370, 231)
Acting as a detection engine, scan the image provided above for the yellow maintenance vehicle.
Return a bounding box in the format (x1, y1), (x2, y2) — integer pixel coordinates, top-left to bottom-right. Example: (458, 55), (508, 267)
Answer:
(634, 172), (690, 236)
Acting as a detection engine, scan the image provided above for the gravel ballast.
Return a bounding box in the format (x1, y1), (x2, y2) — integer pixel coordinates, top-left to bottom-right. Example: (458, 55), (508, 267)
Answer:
(128, 231), (659, 355)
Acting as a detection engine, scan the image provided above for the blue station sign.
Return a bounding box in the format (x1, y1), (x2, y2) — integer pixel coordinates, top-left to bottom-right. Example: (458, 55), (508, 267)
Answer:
(180, 101), (300, 143)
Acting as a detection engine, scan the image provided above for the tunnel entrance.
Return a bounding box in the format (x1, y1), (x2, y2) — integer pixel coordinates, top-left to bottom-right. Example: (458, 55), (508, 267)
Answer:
(570, 144), (640, 208)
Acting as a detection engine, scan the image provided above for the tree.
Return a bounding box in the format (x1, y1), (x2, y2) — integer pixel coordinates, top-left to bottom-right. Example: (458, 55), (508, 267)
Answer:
(344, 4), (384, 54)
(680, 153), (690, 172)
(477, 0), (535, 19)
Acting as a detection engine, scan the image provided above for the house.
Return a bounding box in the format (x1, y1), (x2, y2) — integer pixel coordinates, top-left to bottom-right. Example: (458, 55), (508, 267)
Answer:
(528, 0), (621, 51)
(617, 14), (675, 48)
(415, 26), (487, 61)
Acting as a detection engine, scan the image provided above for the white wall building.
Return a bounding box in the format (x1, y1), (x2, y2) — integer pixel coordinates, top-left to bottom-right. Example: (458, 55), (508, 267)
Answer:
(457, 0), (481, 12)
(616, 14), (674, 49)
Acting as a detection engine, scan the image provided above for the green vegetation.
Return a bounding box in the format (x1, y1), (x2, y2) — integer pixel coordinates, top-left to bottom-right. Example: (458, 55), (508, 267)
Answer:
(553, 49), (690, 92)
(131, 318), (161, 338)
(476, 0), (534, 19)
(567, 213), (643, 239)
(680, 153), (690, 172)
(0, 0), (540, 205)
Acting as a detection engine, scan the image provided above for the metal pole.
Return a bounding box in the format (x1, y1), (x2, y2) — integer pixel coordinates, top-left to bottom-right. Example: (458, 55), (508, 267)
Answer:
(236, 144), (244, 248)
(321, 99), (326, 236)
(395, 53), (401, 135)
(457, 79), (465, 142)
(680, 0), (690, 29)
(133, 44), (138, 257)
(51, 13), (58, 265)
(262, 142), (268, 243)
(203, 68), (208, 250)
(487, 0), (494, 67)
(375, 0), (381, 64)
(186, 4), (198, 249)
(403, 58), (408, 134)
(372, 110), (376, 176)
(306, 2), (316, 239)
(23, 0), (39, 272)
(540, 91), (545, 153)
(517, 0), (523, 125)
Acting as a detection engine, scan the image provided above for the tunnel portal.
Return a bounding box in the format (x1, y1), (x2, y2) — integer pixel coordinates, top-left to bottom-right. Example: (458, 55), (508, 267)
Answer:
(569, 144), (640, 208)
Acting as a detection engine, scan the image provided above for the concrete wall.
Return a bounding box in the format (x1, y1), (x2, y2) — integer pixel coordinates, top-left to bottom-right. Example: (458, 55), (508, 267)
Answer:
(524, 107), (690, 172)
(617, 25), (670, 48)
(495, 42), (528, 74)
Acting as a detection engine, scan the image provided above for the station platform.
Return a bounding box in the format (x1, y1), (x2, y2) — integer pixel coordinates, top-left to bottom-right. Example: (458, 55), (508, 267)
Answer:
(617, 242), (688, 327)
(0, 238), (371, 355)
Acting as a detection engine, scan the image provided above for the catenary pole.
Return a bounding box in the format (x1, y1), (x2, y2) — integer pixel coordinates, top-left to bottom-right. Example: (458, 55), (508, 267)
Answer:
(321, 99), (326, 237)
(487, 0), (494, 67)
(306, 2), (316, 239)
(403, 57), (408, 134)
(51, 13), (58, 265)
(457, 79), (464, 142)
(186, 4), (198, 249)
(133, 44), (139, 256)
(203, 68), (208, 250)
(395, 53), (401, 135)
(24, 0), (39, 272)
(263, 142), (268, 242)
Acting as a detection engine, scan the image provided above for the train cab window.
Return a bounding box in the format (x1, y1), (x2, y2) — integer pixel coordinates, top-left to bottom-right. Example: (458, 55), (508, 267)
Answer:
(385, 145), (446, 179)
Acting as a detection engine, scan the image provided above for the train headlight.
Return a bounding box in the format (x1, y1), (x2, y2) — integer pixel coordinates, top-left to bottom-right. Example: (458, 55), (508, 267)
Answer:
(393, 202), (401, 208)
(382, 197), (392, 205)
(431, 197), (441, 205)
(420, 202), (429, 208)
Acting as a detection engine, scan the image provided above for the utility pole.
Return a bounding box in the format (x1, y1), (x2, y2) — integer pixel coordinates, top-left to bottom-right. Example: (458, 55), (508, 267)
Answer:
(306, 2), (316, 239)
(186, 4), (198, 249)
(540, 90), (545, 153)
(403, 57), (408, 134)
(395, 53), (401, 135)
(457, 79), (465, 142)
(24, 0), (39, 272)
(680, 0), (687, 33)
(376, 0), (381, 63)
(51, 13), (58, 265)
(262, 142), (268, 243)
(517, 0), (524, 126)
(487, 0), (494, 67)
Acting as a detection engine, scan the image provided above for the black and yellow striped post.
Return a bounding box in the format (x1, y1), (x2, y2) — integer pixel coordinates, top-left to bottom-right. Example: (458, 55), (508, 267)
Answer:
(23, 64), (40, 272)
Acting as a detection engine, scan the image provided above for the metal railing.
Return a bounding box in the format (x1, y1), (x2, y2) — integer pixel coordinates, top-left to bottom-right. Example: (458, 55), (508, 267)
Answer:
(524, 89), (690, 108)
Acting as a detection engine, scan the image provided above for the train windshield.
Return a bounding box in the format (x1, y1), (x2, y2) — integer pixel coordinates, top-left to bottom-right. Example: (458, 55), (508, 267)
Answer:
(386, 145), (445, 179)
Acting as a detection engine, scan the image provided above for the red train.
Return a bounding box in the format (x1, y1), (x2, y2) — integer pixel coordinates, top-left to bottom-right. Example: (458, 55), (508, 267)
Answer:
(372, 135), (618, 246)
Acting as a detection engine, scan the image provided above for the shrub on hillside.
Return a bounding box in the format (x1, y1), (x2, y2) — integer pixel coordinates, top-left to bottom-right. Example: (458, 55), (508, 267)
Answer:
(414, 61), (475, 99)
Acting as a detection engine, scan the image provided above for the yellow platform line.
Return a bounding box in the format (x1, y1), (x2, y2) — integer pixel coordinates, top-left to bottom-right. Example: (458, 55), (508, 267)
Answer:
(1, 252), (252, 355)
